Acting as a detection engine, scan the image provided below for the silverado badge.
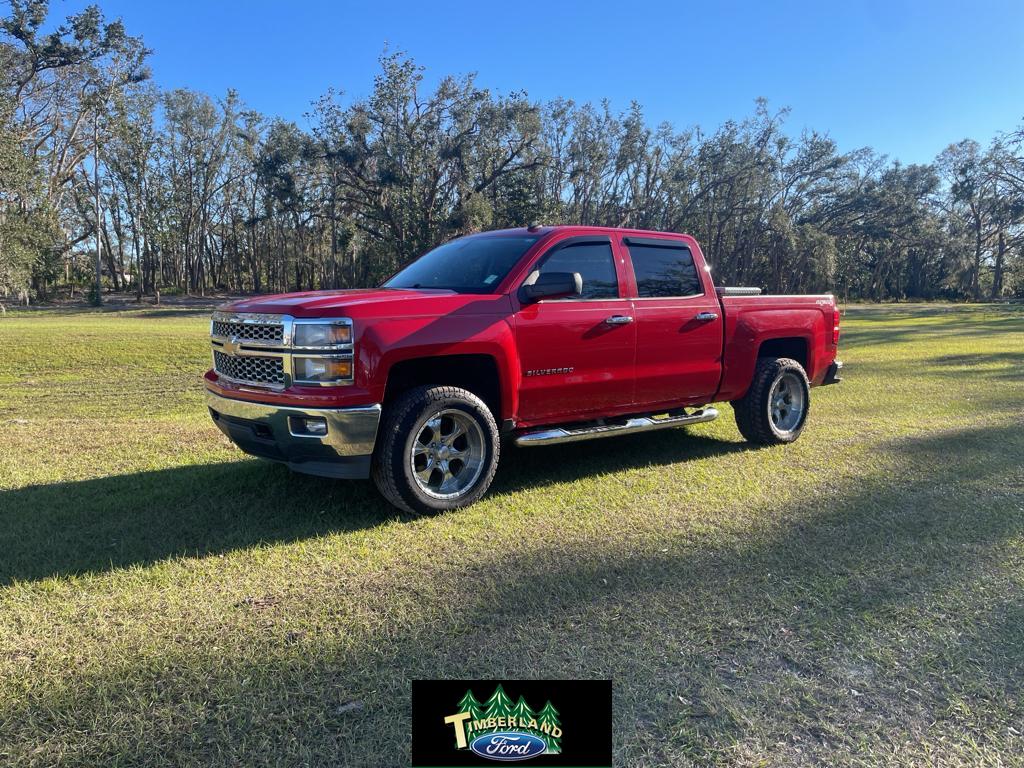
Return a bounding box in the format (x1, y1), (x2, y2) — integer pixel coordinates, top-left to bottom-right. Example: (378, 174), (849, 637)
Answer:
(525, 367), (574, 376)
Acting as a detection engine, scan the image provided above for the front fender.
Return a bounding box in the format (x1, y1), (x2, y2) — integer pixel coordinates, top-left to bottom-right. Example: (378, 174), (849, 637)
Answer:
(356, 295), (520, 421)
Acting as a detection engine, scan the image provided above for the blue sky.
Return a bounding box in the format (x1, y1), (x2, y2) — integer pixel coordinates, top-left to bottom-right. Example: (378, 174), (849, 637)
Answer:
(54, 0), (1024, 164)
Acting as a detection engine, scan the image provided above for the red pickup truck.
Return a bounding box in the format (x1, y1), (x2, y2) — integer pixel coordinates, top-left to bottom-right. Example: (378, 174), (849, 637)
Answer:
(205, 226), (842, 513)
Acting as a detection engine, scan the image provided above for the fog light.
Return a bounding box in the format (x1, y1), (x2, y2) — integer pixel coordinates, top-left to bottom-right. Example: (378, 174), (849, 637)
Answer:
(303, 418), (327, 436)
(290, 416), (328, 437)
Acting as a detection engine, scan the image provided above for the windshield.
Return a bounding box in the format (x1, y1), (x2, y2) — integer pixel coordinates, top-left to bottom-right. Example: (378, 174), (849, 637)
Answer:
(383, 235), (540, 294)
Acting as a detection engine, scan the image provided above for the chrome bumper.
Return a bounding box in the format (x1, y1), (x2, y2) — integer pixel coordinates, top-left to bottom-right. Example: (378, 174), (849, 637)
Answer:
(206, 390), (381, 479)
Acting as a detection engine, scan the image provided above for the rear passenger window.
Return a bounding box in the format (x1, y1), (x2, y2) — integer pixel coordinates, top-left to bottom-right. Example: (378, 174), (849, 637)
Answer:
(627, 242), (702, 297)
(534, 241), (619, 299)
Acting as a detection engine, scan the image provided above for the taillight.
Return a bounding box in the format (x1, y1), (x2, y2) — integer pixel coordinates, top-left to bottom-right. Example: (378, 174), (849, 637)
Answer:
(832, 308), (841, 345)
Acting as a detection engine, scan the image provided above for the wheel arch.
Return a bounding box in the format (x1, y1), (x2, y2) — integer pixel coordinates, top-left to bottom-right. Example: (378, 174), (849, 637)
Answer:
(756, 336), (810, 371)
(382, 354), (504, 423)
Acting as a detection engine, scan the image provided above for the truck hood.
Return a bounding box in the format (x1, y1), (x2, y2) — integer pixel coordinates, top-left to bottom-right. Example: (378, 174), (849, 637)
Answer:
(222, 287), (509, 319)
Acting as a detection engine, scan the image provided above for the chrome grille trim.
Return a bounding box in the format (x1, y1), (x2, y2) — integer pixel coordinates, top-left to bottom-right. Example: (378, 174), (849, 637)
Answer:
(211, 320), (283, 343)
(211, 311), (288, 348)
(211, 311), (286, 325)
(213, 350), (286, 387)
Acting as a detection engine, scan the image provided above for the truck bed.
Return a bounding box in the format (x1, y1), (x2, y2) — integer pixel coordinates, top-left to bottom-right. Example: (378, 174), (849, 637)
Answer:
(715, 292), (838, 401)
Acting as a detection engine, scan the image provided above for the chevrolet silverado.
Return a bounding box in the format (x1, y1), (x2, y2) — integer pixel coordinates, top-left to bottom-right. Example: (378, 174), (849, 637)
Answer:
(205, 226), (842, 513)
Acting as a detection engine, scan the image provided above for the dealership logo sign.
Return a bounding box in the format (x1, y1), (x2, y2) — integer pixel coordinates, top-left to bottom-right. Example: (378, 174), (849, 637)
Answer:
(470, 732), (547, 761)
(412, 679), (610, 767)
(444, 684), (562, 761)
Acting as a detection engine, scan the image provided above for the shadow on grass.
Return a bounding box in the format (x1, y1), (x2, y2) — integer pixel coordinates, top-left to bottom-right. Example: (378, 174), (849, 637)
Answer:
(926, 351), (1024, 381)
(0, 461), (385, 585)
(839, 304), (1024, 349)
(2, 422), (1022, 766)
(842, 319), (1024, 349)
(842, 303), (1024, 323)
(0, 430), (752, 584)
(852, 350), (1024, 391)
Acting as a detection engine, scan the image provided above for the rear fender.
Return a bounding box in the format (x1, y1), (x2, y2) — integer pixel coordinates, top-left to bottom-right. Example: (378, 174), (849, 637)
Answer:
(718, 308), (828, 401)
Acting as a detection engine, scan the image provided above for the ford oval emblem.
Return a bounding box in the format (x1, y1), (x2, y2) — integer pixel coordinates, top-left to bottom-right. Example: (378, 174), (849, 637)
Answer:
(469, 731), (547, 761)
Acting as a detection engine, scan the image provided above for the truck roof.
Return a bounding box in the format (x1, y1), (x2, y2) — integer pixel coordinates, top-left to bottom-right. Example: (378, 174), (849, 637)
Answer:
(473, 225), (694, 239)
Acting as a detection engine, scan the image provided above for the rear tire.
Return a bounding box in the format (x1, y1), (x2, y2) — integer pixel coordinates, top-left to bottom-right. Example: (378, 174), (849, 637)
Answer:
(732, 357), (810, 444)
(372, 385), (499, 514)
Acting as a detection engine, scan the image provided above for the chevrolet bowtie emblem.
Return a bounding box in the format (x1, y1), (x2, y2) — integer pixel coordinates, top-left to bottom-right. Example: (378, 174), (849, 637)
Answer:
(222, 335), (241, 356)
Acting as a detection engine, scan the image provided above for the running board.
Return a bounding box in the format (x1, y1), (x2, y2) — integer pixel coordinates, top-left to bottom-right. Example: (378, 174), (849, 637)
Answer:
(514, 407), (719, 447)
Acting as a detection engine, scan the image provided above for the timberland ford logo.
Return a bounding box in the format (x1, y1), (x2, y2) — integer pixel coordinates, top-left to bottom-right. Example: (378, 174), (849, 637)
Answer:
(444, 685), (562, 761)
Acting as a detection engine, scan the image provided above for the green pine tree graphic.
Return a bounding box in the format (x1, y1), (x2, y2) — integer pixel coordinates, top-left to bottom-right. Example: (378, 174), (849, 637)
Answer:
(457, 689), (485, 721)
(537, 700), (562, 754)
(482, 683), (515, 721)
(510, 694), (535, 724)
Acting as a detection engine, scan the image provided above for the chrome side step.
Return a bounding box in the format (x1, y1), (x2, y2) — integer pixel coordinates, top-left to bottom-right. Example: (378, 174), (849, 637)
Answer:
(514, 407), (719, 448)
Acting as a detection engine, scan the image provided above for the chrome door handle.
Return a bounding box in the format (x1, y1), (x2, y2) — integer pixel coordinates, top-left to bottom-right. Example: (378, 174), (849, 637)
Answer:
(605, 315), (634, 325)
(695, 312), (719, 321)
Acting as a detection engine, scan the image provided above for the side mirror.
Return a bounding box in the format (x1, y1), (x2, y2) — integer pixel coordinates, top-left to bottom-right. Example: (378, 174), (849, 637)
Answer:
(519, 271), (583, 303)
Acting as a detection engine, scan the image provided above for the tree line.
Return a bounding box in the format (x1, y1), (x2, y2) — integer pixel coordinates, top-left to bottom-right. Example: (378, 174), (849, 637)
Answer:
(2, 0), (1023, 306)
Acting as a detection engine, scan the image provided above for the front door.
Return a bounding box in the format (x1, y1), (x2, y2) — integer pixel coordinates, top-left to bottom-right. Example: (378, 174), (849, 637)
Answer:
(514, 236), (636, 424)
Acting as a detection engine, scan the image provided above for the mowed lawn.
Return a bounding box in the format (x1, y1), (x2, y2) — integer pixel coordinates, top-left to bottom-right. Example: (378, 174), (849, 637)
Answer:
(0, 304), (1022, 767)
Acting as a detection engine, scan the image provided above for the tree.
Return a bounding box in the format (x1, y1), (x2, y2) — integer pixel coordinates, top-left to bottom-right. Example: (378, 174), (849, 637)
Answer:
(4, 2), (1024, 304)
(1, 0), (149, 302)
(0, 91), (57, 300)
(311, 52), (543, 279)
(985, 139), (1024, 299)
(481, 684), (515, 721)
(536, 700), (562, 753)
(457, 689), (485, 722)
(936, 140), (1000, 300)
(510, 694), (535, 724)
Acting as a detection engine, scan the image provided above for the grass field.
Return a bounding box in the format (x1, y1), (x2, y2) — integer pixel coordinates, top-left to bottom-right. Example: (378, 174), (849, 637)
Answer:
(1, 303), (1022, 767)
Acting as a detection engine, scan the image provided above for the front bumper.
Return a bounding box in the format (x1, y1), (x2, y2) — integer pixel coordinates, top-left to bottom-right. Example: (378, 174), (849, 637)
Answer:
(206, 390), (381, 479)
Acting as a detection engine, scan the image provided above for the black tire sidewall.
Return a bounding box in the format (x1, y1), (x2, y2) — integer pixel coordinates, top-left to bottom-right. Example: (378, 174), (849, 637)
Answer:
(375, 386), (499, 514)
(732, 357), (810, 444)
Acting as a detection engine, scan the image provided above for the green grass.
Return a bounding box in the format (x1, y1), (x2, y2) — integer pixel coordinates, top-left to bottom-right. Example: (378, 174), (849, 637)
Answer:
(1, 303), (1022, 767)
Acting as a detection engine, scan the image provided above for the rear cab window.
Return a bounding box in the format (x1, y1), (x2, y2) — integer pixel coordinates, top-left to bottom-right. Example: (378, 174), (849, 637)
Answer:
(625, 238), (703, 298)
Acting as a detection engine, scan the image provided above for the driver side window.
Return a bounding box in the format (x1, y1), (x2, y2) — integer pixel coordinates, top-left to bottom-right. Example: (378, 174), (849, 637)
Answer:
(531, 241), (619, 300)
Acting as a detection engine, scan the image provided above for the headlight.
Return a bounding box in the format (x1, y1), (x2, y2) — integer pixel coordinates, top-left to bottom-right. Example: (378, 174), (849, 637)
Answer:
(293, 356), (353, 384)
(289, 318), (354, 386)
(293, 321), (352, 348)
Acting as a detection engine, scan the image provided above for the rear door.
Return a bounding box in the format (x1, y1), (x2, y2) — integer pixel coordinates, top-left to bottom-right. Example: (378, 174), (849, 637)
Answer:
(622, 236), (723, 408)
(514, 236), (636, 423)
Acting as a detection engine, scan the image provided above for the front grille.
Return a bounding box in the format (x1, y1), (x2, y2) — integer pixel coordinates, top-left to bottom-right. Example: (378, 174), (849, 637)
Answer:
(213, 350), (286, 386)
(212, 320), (283, 344)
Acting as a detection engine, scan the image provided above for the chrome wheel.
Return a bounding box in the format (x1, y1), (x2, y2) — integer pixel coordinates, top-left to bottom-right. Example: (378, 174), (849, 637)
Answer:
(409, 408), (486, 500)
(769, 372), (806, 434)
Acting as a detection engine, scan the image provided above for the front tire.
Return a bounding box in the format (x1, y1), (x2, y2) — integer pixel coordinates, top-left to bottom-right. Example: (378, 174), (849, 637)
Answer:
(372, 386), (499, 514)
(732, 357), (810, 444)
